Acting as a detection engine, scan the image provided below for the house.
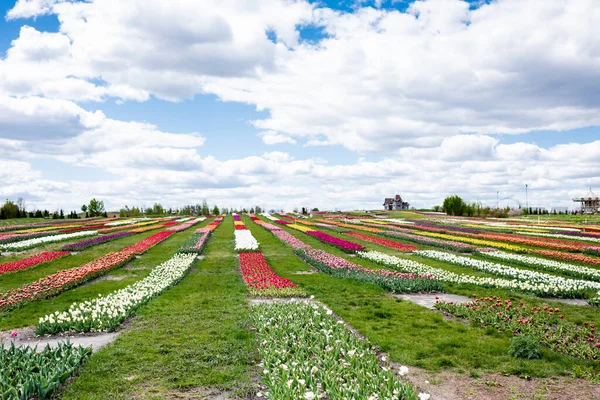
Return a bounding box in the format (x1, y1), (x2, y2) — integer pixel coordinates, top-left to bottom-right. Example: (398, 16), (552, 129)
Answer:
(383, 194), (410, 211)
(573, 188), (600, 214)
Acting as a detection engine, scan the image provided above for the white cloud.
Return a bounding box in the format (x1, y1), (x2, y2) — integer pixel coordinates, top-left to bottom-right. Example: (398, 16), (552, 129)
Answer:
(260, 130), (297, 145)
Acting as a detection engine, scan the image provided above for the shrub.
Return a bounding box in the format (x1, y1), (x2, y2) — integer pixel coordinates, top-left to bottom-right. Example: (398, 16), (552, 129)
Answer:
(508, 335), (542, 359)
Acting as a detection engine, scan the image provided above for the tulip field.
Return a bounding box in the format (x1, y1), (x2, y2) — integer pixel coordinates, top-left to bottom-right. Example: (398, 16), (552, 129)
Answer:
(2, 211), (600, 399)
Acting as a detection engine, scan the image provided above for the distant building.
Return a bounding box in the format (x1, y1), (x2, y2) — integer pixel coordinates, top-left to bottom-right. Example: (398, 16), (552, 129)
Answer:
(383, 194), (410, 211)
(573, 188), (600, 214)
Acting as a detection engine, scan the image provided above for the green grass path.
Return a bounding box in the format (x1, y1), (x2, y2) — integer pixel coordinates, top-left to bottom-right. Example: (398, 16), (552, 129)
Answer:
(60, 217), (257, 399)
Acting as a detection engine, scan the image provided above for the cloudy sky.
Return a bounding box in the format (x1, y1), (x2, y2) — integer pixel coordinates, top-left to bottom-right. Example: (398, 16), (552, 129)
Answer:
(1, 0), (599, 212)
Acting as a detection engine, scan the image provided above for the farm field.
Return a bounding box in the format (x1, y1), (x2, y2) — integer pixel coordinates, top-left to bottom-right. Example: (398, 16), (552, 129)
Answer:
(2, 212), (600, 399)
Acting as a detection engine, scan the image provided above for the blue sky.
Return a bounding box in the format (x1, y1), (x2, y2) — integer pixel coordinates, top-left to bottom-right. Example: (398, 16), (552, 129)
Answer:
(1, 0), (599, 211)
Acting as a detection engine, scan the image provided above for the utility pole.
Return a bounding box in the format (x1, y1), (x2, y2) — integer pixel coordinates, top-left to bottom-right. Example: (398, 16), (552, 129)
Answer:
(525, 184), (529, 212)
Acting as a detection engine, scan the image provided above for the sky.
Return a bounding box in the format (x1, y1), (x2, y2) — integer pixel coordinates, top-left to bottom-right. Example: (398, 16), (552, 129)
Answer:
(0, 0), (599, 213)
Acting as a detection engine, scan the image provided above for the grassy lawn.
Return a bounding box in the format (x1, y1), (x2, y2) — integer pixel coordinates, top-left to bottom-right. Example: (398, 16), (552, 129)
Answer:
(59, 217), (258, 399)
(0, 221), (211, 330)
(0, 217), (51, 226)
(246, 215), (599, 377)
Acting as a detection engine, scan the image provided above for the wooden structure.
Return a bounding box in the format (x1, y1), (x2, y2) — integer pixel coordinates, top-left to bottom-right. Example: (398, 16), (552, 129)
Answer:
(573, 188), (600, 214)
(383, 194), (409, 211)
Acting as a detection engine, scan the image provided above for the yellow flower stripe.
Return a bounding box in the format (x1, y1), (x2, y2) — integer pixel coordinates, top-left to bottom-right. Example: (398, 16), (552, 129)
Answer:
(287, 224), (314, 233)
(319, 220), (381, 233)
(296, 220), (314, 226)
(412, 231), (527, 253)
(234, 221), (245, 226)
(361, 219), (389, 225)
(14, 224), (82, 234)
(461, 223), (550, 233)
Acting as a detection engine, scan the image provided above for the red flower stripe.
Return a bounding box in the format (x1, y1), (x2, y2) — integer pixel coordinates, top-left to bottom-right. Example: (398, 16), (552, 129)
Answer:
(345, 232), (417, 252)
(0, 251), (70, 275)
(239, 252), (297, 290)
(0, 230), (174, 311)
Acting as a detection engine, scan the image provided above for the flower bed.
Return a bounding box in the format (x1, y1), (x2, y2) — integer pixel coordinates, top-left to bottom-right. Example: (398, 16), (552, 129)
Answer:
(532, 250), (600, 265)
(297, 248), (441, 293)
(379, 230), (477, 252)
(234, 225), (248, 230)
(274, 219), (292, 225)
(0, 230), (98, 251)
(178, 228), (211, 253)
(36, 253), (197, 334)
(1, 342), (92, 400)
(413, 231), (527, 253)
(313, 223), (350, 233)
(518, 231), (600, 244)
(0, 231), (62, 245)
(584, 247), (600, 257)
(415, 250), (599, 298)
(239, 252), (304, 297)
(304, 231), (365, 253)
(0, 251), (70, 275)
(0, 231), (174, 311)
(234, 229), (260, 252)
(165, 217), (205, 232)
(435, 296), (600, 360)
(252, 301), (419, 400)
(479, 250), (600, 282)
(358, 251), (595, 298)
(61, 231), (135, 251)
(345, 232), (418, 252)
(286, 224), (314, 233)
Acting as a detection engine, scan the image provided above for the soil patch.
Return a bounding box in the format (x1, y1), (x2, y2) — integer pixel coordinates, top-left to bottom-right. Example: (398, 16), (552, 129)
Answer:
(80, 274), (127, 287)
(395, 365), (600, 400)
(546, 298), (589, 307)
(393, 293), (471, 309)
(1, 326), (119, 352)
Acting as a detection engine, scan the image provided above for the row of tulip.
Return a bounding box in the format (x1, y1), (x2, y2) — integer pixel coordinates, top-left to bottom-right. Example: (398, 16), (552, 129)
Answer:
(1, 342), (92, 400)
(252, 217), (441, 293)
(179, 228), (211, 253)
(454, 230), (586, 252)
(479, 251), (600, 282)
(252, 301), (420, 400)
(0, 230), (98, 251)
(0, 231), (175, 312)
(0, 230), (62, 245)
(239, 252), (304, 297)
(517, 231), (600, 244)
(296, 248), (442, 293)
(61, 231), (135, 251)
(345, 232), (418, 252)
(415, 250), (599, 298)
(413, 231), (527, 253)
(532, 249), (600, 266)
(261, 213), (278, 221)
(319, 220), (380, 233)
(206, 216), (223, 231)
(36, 253), (198, 334)
(304, 231), (366, 253)
(357, 251), (593, 298)
(378, 230), (478, 252)
(286, 223), (314, 233)
(435, 296), (599, 360)
(234, 219), (260, 251)
(274, 219), (292, 225)
(0, 251), (70, 275)
(165, 217), (206, 232)
(313, 223), (351, 233)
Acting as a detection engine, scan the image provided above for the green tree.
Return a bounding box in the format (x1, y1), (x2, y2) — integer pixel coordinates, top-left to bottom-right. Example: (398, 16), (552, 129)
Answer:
(81, 204), (88, 213)
(212, 205), (220, 215)
(0, 200), (20, 219)
(88, 198), (105, 217)
(152, 203), (164, 215)
(442, 195), (466, 216)
(34, 210), (43, 218)
(59, 209), (64, 219)
(201, 200), (210, 216)
(311, 207), (319, 212)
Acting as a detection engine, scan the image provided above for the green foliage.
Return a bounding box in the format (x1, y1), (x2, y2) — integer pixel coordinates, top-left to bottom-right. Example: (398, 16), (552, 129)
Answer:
(212, 205), (220, 215)
(442, 195), (466, 216)
(508, 335), (542, 359)
(87, 198), (105, 217)
(0, 342), (91, 400)
(201, 200), (210, 216)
